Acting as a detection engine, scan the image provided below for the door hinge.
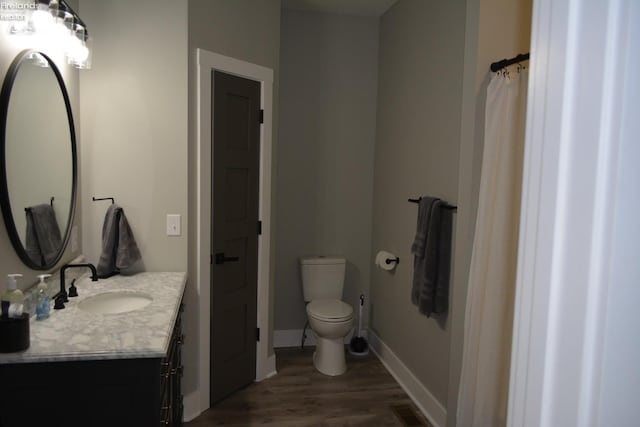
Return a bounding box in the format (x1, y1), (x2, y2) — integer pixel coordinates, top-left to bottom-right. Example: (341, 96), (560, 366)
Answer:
(259, 109), (264, 124)
(256, 327), (260, 342)
(257, 220), (262, 235)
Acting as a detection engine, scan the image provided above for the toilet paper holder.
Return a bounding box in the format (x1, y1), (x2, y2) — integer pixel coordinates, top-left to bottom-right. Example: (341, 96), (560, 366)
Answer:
(375, 250), (399, 271)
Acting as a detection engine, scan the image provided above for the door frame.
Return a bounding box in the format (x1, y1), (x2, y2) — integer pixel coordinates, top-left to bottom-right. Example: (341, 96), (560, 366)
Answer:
(195, 48), (275, 413)
(508, 0), (638, 425)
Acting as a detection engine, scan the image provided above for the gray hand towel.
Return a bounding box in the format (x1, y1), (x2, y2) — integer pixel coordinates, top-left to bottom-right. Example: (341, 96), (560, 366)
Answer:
(25, 204), (62, 266)
(97, 204), (142, 278)
(411, 197), (437, 258)
(434, 206), (453, 315)
(411, 198), (453, 317)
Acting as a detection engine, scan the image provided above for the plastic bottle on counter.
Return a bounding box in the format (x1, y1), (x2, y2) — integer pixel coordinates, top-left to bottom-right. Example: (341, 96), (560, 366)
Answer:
(36, 274), (52, 320)
(1, 274), (24, 319)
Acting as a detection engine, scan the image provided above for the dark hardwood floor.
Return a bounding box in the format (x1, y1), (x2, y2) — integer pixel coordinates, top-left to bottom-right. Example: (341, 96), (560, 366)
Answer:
(186, 347), (431, 426)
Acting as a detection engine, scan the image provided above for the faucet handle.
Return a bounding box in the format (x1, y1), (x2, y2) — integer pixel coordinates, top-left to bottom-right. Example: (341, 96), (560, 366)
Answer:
(53, 295), (66, 310)
(68, 279), (78, 298)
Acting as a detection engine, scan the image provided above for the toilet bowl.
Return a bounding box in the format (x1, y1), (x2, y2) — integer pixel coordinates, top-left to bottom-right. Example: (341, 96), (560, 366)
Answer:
(306, 299), (353, 376)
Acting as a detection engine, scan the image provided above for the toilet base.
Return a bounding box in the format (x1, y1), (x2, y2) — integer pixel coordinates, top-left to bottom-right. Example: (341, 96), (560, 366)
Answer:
(313, 336), (347, 376)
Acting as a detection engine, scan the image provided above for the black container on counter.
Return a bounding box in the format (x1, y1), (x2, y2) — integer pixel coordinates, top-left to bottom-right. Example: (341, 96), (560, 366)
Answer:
(0, 313), (30, 353)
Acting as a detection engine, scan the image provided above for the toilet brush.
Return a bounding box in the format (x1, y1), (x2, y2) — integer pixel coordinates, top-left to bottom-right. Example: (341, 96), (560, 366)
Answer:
(349, 294), (369, 356)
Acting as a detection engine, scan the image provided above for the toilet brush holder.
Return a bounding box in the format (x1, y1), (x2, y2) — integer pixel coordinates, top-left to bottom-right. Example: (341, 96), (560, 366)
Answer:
(349, 294), (369, 356)
(0, 313), (30, 353)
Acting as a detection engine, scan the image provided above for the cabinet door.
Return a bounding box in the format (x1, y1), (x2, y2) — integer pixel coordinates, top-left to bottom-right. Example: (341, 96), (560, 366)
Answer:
(0, 359), (161, 427)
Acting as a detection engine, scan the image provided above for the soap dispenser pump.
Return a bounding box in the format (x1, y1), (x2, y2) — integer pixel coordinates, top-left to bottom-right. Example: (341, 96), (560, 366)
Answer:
(36, 274), (52, 320)
(1, 274), (24, 319)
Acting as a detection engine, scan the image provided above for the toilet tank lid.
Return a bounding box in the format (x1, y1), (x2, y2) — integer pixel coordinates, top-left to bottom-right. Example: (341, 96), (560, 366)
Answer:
(300, 256), (346, 265)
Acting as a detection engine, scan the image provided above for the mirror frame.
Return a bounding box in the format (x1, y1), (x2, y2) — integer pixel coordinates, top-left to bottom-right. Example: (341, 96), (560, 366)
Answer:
(0, 49), (78, 270)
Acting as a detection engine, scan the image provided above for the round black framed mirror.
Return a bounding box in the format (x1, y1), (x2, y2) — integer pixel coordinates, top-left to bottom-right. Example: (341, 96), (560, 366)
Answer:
(0, 50), (77, 270)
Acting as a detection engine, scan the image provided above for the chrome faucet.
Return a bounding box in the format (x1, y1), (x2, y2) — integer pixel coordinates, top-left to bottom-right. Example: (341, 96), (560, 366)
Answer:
(53, 263), (98, 310)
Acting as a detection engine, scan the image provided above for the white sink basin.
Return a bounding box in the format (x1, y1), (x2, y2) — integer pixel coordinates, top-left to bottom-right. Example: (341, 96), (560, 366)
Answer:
(78, 291), (153, 314)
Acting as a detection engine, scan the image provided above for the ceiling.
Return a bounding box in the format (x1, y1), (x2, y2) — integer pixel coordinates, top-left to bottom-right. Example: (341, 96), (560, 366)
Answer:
(282, 0), (398, 17)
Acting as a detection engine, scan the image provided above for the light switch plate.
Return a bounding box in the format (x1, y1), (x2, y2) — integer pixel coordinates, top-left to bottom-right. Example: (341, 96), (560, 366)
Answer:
(166, 214), (181, 236)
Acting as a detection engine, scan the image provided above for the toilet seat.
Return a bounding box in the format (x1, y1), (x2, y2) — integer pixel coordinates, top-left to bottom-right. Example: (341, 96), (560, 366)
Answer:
(307, 299), (353, 323)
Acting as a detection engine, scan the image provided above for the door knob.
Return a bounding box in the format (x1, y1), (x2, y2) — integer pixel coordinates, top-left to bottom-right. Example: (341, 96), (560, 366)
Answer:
(215, 253), (239, 264)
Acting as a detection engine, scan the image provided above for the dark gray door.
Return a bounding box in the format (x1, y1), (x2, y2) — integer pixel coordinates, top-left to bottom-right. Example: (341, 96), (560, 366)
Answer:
(210, 70), (260, 405)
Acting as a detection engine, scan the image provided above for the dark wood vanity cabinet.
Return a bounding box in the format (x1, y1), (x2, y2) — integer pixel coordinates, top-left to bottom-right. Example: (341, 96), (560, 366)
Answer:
(0, 304), (184, 427)
(161, 302), (185, 426)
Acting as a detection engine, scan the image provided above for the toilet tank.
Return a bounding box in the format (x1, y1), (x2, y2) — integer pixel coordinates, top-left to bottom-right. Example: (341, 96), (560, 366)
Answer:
(300, 256), (346, 302)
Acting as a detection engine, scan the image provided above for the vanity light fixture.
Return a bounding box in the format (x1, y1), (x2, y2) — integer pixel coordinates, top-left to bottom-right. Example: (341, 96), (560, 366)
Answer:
(8, 0), (92, 69)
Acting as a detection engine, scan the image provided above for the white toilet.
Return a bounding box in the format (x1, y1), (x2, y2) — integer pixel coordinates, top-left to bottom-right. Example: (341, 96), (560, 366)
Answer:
(300, 256), (354, 376)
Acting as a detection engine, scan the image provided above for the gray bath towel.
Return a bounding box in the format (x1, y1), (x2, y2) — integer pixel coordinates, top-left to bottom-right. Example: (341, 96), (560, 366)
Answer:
(411, 198), (453, 317)
(25, 204), (62, 266)
(96, 204), (141, 278)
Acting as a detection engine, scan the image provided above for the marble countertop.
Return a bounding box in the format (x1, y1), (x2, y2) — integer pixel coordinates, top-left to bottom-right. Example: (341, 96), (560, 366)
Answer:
(0, 271), (186, 364)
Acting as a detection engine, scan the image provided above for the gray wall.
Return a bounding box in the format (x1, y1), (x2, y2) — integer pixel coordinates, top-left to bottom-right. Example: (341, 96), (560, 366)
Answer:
(0, 0), (82, 293)
(370, 0), (467, 408)
(189, 0), (281, 71)
(187, 0), (281, 400)
(78, 0), (189, 391)
(275, 9), (378, 332)
(79, 0), (188, 273)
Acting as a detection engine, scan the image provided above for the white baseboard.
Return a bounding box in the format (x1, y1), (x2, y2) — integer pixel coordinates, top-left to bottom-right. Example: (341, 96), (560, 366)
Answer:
(182, 391), (201, 423)
(273, 328), (367, 348)
(259, 353), (278, 380)
(368, 330), (447, 427)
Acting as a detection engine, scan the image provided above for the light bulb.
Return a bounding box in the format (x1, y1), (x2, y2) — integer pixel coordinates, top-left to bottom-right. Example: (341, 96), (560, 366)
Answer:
(76, 44), (89, 63)
(69, 39), (88, 64)
(31, 9), (53, 34)
(47, 0), (60, 19)
(30, 2), (54, 35)
(66, 33), (80, 56)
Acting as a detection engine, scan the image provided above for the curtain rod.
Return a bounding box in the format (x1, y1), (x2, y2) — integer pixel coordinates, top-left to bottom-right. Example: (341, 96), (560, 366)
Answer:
(490, 53), (530, 72)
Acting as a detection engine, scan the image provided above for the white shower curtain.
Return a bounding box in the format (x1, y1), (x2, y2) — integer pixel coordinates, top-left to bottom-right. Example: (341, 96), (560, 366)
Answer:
(457, 67), (528, 427)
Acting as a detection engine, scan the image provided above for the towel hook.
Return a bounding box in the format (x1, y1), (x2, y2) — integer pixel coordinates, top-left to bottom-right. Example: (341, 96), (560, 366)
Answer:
(25, 197), (55, 213)
(408, 197), (457, 211)
(92, 196), (115, 204)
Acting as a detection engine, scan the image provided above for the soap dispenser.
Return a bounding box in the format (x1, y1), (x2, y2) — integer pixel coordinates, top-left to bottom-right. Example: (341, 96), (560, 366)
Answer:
(1, 274), (24, 319)
(36, 274), (52, 320)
